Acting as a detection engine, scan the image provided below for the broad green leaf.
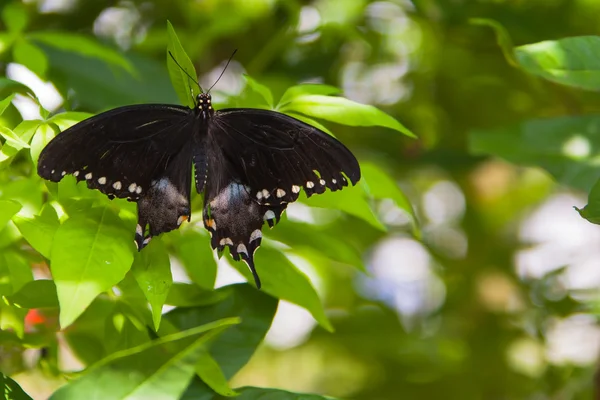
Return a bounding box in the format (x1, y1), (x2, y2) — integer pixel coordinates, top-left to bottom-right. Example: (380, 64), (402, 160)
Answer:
(47, 112), (93, 131)
(216, 387), (336, 400)
(0, 78), (35, 98)
(165, 284), (277, 379)
(2, 3), (29, 33)
(0, 200), (21, 229)
(243, 75), (274, 108)
(167, 21), (198, 108)
(304, 185), (386, 231)
(0, 125), (29, 150)
(5, 280), (58, 309)
(469, 115), (600, 192)
(278, 84), (342, 108)
(469, 18), (518, 67)
(515, 36), (600, 91)
(103, 302), (152, 355)
(285, 112), (334, 136)
(196, 351), (237, 397)
(13, 203), (59, 259)
(166, 283), (229, 307)
(1, 372), (33, 400)
(132, 239), (172, 331)
(176, 231), (218, 289)
(281, 94), (415, 137)
(28, 32), (134, 74)
(361, 162), (420, 237)
(0, 94), (15, 116)
(50, 206), (134, 328)
(231, 248), (333, 331)
(13, 39), (48, 78)
(576, 178), (600, 224)
(30, 123), (57, 168)
(0, 251), (33, 296)
(50, 319), (239, 400)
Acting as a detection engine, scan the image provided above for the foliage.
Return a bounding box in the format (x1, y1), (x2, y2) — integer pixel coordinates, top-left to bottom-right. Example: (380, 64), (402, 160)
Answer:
(3, 0), (600, 399)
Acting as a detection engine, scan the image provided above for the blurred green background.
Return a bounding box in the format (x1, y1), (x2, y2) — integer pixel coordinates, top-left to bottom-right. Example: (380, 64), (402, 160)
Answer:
(3, 0), (600, 399)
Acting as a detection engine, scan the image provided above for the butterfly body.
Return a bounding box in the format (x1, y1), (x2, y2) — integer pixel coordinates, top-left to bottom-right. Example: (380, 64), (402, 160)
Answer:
(38, 92), (360, 288)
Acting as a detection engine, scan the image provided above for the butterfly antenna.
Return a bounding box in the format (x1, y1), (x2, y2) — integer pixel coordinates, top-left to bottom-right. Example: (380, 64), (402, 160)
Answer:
(168, 51), (203, 93)
(207, 49), (238, 94)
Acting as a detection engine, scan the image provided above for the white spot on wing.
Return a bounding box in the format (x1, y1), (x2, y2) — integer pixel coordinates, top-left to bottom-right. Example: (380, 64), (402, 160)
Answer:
(220, 238), (234, 246)
(319, 179), (326, 186)
(136, 224), (143, 236)
(61, 171), (66, 176)
(250, 229), (262, 242)
(113, 181), (122, 190)
(292, 185), (300, 193)
(128, 183), (137, 193)
(136, 186), (142, 194)
(85, 173), (92, 180)
(276, 188), (286, 198)
(98, 177), (107, 185)
(237, 243), (248, 257)
(177, 215), (188, 226)
(256, 191), (263, 200)
(73, 171), (79, 177)
(306, 181), (314, 188)
(262, 189), (270, 199)
(264, 210), (276, 220)
(332, 179), (337, 184)
(51, 169), (55, 174)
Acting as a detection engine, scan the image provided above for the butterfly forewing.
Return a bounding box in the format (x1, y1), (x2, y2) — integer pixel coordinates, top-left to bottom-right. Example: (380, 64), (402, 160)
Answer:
(210, 109), (361, 206)
(38, 104), (193, 202)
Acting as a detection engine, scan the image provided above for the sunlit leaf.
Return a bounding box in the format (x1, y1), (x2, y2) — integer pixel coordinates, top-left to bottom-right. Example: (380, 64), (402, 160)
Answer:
(0, 199), (21, 229)
(243, 75), (274, 108)
(231, 248), (333, 331)
(196, 351), (237, 397)
(515, 36), (600, 91)
(166, 283), (229, 307)
(166, 21), (198, 108)
(48, 112), (94, 131)
(29, 123), (57, 167)
(13, 39), (48, 78)
(50, 319), (239, 400)
(176, 231), (218, 290)
(50, 206), (134, 328)
(0, 125), (30, 150)
(0, 78), (35, 98)
(278, 83), (342, 108)
(0, 94), (15, 117)
(132, 239), (172, 331)
(216, 386), (336, 399)
(2, 3), (29, 33)
(281, 94), (415, 137)
(13, 203), (59, 259)
(29, 32), (134, 75)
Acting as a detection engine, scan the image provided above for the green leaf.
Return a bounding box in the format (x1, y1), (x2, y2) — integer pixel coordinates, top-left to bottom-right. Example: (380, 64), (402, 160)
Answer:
(5, 280), (58, 309)
(216, 387), (336, 400)
(50, 319), (239, 400)
(0, 200), (21, 228)
(278, 83), (342, 108)
(243, 75), (274, 108)
(165, 284), (277, 379)
(515, 36), (600, 91)
(469, 18), (518, 67)
(196, 351), (237, 397)
(166, 21), (199, 108)
(13, 204), (59, 259)
(361, 162), (420, 237)
(47, 112), (93, 131)
(0, 78), (35, 98)
(281, 94), (415, 137)
(0, 251), (33, 296)
(231, 248), (333, 331)
(304, 184), (386, 231)
(2, 3), (29, 33)
(132, 239), (173, 331)
(0, 125), (30, 150)
(176, 231), (218, 289)
(29, 123), (56, 167)
(28, 32), (134, 74)
(166, 283), (229, 307)
(469, 115), (600, 192)
(576, 178), (600, 224)
(50, 206), (134, 328)
(1, 372), (33, 400)
(13, 39), (48, 78)
(0, 94), (15, 117)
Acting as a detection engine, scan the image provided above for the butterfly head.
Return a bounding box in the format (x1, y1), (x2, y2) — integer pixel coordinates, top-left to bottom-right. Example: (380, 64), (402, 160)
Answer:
(196, 93), (214, 119)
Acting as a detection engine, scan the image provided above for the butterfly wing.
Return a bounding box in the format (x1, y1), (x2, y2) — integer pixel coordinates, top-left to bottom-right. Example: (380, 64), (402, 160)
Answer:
(210, 109), (361, 206)
(38, 104), (197, 249)
(201, 109), (361, 288)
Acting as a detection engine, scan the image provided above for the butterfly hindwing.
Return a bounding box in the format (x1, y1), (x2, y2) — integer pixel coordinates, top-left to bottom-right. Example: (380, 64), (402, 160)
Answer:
(38, 104), (193, 202)
(209, 109), (361, 206)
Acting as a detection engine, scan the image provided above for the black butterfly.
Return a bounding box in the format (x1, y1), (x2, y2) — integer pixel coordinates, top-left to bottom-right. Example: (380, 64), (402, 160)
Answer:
(37, 92), (361, 288)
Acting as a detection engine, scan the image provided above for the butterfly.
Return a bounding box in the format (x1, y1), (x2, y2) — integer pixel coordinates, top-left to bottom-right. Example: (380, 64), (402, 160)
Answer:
(37, 88), (360, 289)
